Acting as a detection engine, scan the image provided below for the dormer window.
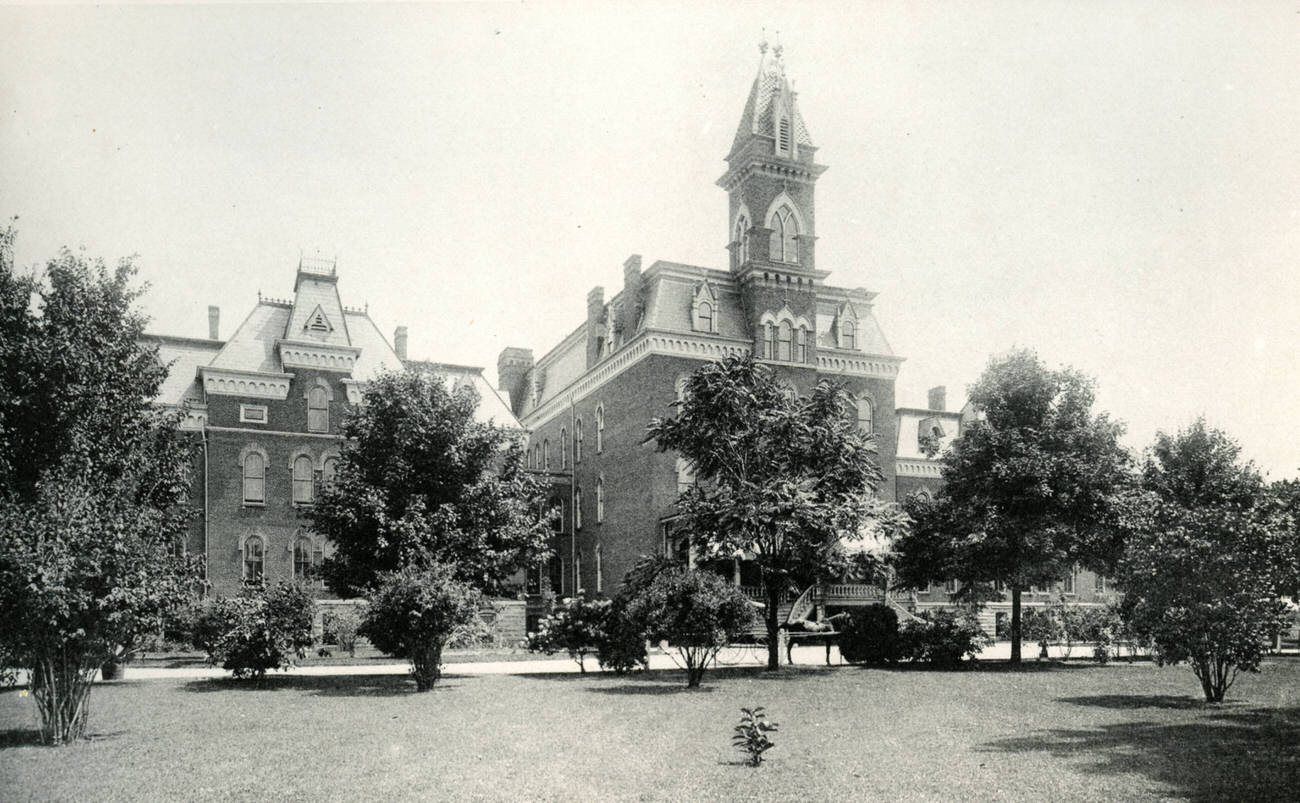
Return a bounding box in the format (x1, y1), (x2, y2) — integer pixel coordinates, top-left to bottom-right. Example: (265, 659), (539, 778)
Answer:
(769, 204), (799, 263)
(691, 281), (719, 334)
(841, 321), (856, 350)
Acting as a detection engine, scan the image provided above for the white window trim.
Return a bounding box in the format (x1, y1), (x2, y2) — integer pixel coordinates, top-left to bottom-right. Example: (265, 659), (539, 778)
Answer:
(239, 403), (269, 424)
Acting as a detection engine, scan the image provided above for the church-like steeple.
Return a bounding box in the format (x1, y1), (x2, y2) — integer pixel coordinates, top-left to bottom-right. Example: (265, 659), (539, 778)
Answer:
(718, 37), (827, 279)
(729, 39), (815, 160)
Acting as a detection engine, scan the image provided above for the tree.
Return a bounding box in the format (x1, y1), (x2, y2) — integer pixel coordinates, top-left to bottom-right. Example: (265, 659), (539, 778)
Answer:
(361, 564), (481, 691)
(0, 225), (201, 744)
(893, 349), (1134, 663)
(647, 355), (887, 671)
(309, 370), (553, 598)
(1119, 421), (1292, 702)
(623, 567), (755, 687)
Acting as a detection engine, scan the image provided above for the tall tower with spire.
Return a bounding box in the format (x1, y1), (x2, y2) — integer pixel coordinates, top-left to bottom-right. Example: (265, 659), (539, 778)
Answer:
(717, 37), (829, 356)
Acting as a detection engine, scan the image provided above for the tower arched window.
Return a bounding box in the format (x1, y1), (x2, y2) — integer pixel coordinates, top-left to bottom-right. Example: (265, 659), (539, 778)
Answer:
(734, 215), (749, 264)
(242, 452), (265, 505)
(543, 439), (550, 470)
(595, 406), (605, 454)
(596, 476), (605, 523)
(795, 326), (808, 363)
(560, 428), (569, 468)
(307, 386), (329, 433)
(575, 419), (584, 464)
(777, 320), (793, 361)
(769, 204), (799, 263)
(243, 535), (264, 583)
(857, 397), (874, 435)
(292, 455), (314, 505)
(762, 323), (776, 359)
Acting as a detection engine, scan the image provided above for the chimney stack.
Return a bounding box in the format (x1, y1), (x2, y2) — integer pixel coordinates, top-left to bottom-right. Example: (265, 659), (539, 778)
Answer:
(619, 254), (643, 333)
(586, 286), (605, 368)
(497, 347), (534, 415)
(207, 306), (220, 340)
(394, 326), (408, 361)
(928, 386), (947, 412)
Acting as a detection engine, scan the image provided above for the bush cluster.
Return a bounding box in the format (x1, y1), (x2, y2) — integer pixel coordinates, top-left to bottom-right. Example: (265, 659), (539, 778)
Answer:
(362, 564), (480, 691)
(527, 597), (610, 673)
(321, 607), (363, 656)
(839, 606), (987, 668)
(189, 582), (316, 680)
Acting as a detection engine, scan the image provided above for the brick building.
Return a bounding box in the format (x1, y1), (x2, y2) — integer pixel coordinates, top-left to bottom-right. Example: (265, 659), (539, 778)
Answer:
(500, 44), (1118, 629)
(146, 257), (519, 600)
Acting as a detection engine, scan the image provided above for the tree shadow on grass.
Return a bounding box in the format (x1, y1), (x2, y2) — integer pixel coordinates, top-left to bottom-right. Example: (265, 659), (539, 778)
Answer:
(1056, 694), (1211, 710)
(0, 728), (128, 750)
(979, 704), (1300, 800)
(180, 673), (464, 697)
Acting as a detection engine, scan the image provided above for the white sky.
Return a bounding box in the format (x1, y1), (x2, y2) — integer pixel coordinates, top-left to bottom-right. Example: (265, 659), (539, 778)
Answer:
(2, 2), (1297, 479)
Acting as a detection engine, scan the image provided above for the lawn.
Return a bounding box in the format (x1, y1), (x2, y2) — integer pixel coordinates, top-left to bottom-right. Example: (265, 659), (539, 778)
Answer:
(2, 658), (1298, 801)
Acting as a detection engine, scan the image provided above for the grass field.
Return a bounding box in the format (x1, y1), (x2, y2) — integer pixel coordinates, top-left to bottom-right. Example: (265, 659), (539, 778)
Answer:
(2, 658), (1298, 801)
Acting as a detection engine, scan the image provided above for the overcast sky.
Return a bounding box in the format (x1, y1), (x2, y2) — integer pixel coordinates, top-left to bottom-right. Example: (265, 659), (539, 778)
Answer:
(2, 2), (1297, 479)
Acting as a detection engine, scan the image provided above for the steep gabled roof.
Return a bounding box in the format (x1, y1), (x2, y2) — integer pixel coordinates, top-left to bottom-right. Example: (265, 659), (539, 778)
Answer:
(730, 44), (814, 156)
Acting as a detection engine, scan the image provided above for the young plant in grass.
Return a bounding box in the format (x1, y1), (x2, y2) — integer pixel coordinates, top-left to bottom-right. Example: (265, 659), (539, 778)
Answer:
(732, 707), (779, 766)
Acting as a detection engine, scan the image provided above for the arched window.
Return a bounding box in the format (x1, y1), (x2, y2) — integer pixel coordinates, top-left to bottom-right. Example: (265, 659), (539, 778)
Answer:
(734, 215), (749, 264)
(560, 428), (569, 468)
(841, 321), (856, 351)
(293, 536), (316, 580)
(243, 452), (265, 505)
(322, 456), (338, 485)
(243, 535), (264, 582)
(857, 397), (874, 434)
(543, 439), (550, 470)
(595, 543), (604, 594)
(795, 326), (808, 363)
(574, 487), (583, 530)
(769, 204), (799, 263)
(698, 301), (713, 332)
(595, 406), (605, 454)
(575, 419), (584, 464)
(292, 455), (314, 504)
(763, 322), (776, 359)
(777, 320), (793, 361)
(596, 476), (605, 523)
(307, 386), (329, 433)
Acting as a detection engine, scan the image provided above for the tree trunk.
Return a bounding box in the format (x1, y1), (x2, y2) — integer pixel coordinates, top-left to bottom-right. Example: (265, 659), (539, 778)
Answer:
(1009, 588), (1022, 665)
(31, 650), (96, 744)
(765, 583), (781, 671)
(411, 642), (443, 692)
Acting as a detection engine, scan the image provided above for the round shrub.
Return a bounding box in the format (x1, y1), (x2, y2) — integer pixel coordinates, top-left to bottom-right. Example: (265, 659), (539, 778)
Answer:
(838, 604), (900, 664)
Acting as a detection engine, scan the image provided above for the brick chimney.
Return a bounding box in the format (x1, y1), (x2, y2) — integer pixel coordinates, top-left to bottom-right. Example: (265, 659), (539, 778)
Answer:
(928, 386), (947, 412)
(207, 306), (220, 340)
(619, 254), (643, 333)
(393, 326), (408, 361)
(497, 347), (534, 415)
(586, 286), (605, 368)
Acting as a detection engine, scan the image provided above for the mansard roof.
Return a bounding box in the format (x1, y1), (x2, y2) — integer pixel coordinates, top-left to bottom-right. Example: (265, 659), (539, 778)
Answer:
(516, 257), (897, 421)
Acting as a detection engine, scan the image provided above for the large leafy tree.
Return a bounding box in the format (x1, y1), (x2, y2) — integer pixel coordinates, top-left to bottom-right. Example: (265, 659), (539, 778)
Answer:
(647, 354), (889, 671)
(310, 370), (553, 598)
(1119, 421), (1293, 702)
(0, 224), (201, 744)
(893, 349), (1134, 663)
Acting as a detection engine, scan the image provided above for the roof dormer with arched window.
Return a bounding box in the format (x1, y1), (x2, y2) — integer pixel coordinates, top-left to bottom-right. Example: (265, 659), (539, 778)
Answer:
(691, 280), (719, 334)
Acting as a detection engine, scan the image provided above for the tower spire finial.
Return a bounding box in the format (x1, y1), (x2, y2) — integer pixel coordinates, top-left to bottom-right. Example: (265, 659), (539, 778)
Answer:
(759, 27), (768, 54)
